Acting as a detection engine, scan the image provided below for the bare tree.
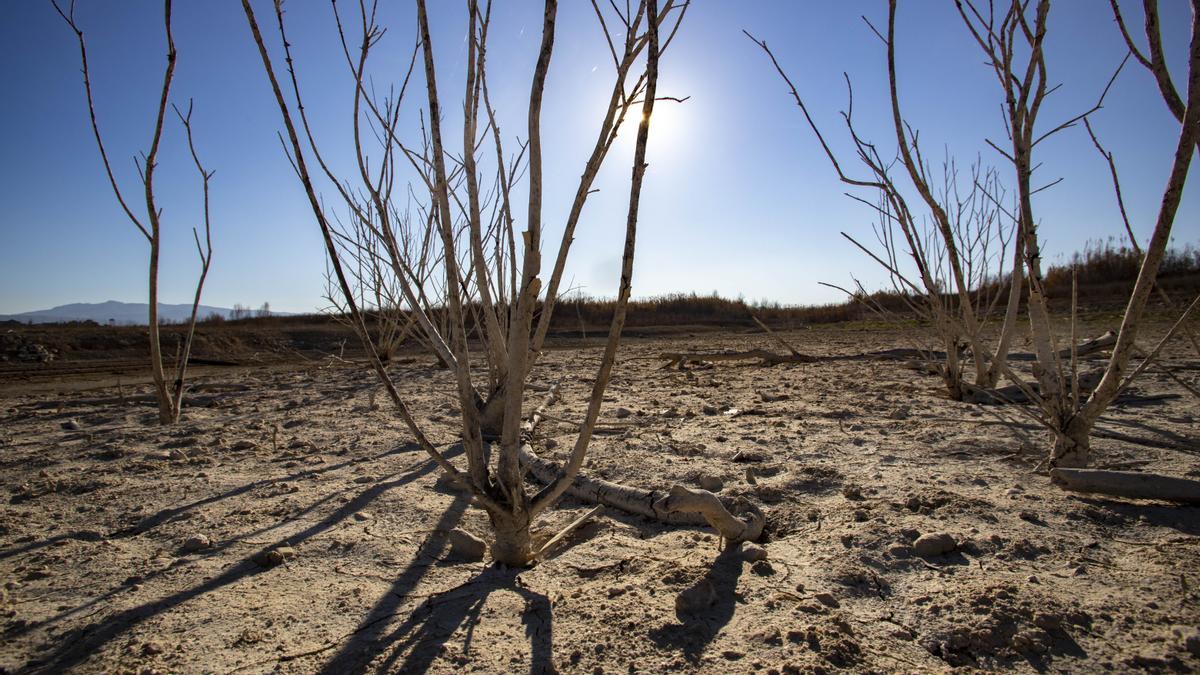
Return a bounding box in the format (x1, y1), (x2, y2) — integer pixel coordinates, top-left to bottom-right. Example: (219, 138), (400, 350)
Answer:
(748, 2), (1025, 402)
(957, 0), (1200, 467)
(240, 0), (752, 565)
(55, 0), (214, 426)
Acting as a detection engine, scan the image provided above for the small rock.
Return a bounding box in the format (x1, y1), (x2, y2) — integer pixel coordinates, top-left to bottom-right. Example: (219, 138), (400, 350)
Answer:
(251, 547), (295, 568)
(698, 475), (723, 492)
(913, 532), (956, 557)
(751, 560), (775, 576)
(886, 544), (913, 558)
(353, 476), (376, 484)
(1170, 626), (1200, 656)
(750, 626), (783, 645)
(448, 528), (486, 562)
(614, 407), (632, 419)
(813, 592), (840, 608)
(1034, 613), (1063, 631)
(675, 579), (716, 614)
(229, 440), (257, 451)
(732, 450), (765, 463)
(352, 512), (372, 522)
(759, 391), (789, 403)
(741, 542), (768, 562)
(887, 407), (909, 420)
(721, 649), (745, 660)
(141, 641), (164, 655)
(702, 404), (720, 416)
(181, 535), (210, 553)
(841, 485), (864, 500)
(61, 419), (82, 431)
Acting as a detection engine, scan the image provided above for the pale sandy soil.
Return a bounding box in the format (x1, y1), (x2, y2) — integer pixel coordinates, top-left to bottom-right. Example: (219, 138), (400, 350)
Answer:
(1, 324), (1198, 674)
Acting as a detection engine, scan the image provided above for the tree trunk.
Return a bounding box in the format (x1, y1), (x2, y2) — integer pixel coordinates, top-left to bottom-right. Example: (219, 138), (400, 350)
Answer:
(489, 510), (532, 566)
(1050, 414), (1093, 468)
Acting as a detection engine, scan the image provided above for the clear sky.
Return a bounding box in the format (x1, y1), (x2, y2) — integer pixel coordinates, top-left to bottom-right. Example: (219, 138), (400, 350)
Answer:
(1, 1), (1197, 314)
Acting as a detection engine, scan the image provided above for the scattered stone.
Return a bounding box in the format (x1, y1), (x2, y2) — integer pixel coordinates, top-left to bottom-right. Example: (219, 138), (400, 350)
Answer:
(913, 532), (957, 558)
(141, 641), (164, 656)
(813, 592), (840, 608)
(745, 468), (757, 485)
(614, 407), (632, 419)
(702, 404), (720, 416)
(721, 649), (745, 661)
(353, 476), (376, 484)
(751, 560), (775, 576)
(251, 546), (296, 568)
(229, 440), (258, 451)
(741, 542), (769, 562)
(61, 419), (81, 431)
(841, 485), (864, 500)
(749, 626), (783, 645)
(181, 535), (210, 553)
(675, 579), (717, 614)
(887, 406), (910, 420)
(352, 512), (372, 522)
(448, 528), (486, 562)
(732, 450), (765, 463)
(1170, 626), (1200, 656)
(759, 391), (789, 403)
(698, 475), (723, 492)
(886, 543), (913, 558)
(1018, 510), (1042, 524)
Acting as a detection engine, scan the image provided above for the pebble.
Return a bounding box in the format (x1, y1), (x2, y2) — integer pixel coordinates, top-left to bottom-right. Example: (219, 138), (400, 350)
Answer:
(698, 475), (723, 492)
(814, 592), (840, 608)
(448, 528), (486, 562)
(353, 476), (376, 484)
(741, 542), (768, 562)
(181, 535), (211, 553)
(701, 404), (719, 416)
(614, 407), (632, 419)
(61, 419), (82, 431)
(913, 532), (957, 557)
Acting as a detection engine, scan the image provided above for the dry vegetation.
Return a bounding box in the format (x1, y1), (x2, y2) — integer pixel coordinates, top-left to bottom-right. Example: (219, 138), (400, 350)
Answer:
(1, 319), (1198, 673)
(10, 0), (1200, 671)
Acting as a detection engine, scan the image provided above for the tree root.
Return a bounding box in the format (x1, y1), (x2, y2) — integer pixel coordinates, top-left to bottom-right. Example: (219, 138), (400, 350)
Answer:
(518, 445), (764, 541)
(652, 485), (765, 542)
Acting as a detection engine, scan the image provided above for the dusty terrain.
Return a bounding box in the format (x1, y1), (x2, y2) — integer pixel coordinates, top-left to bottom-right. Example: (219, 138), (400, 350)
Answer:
(1, 323), (1198, 673)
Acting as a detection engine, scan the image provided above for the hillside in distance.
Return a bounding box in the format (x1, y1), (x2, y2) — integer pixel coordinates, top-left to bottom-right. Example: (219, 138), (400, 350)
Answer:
(0, 300), (268, 325)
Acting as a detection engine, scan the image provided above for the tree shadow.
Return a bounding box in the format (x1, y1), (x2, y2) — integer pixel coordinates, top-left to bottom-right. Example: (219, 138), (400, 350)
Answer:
(318, 538), (555, 674)
(0, 442), (420, 563)
(647, 546), (744, 663)
(1095, 417), (1198, 456)
(18, 447), (455, 674)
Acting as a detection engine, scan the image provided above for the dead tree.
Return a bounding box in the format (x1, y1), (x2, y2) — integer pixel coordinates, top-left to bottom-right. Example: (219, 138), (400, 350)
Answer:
(55, 0), (214, 425)
(243, 0), (762, 565)
(957, 0), (1200, 467)
(748, 3), (1024, 401)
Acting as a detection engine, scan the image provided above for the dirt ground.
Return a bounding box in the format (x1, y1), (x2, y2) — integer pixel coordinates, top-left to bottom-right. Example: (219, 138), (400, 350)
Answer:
(1, 323), (1198, 674)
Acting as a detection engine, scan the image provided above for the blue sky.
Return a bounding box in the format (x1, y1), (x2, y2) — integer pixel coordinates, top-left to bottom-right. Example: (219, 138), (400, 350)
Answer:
(1, 1), (1196, 314)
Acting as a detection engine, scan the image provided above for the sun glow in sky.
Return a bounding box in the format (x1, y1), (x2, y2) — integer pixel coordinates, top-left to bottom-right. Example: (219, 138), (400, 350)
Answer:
(0, 1), (1197, 314)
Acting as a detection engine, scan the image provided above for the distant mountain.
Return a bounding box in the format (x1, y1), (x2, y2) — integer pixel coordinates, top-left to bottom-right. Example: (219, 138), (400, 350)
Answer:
(0, 301), (285, 325)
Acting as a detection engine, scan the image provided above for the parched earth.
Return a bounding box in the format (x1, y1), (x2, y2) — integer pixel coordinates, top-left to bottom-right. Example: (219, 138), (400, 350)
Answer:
(1, 324), (1198, 673)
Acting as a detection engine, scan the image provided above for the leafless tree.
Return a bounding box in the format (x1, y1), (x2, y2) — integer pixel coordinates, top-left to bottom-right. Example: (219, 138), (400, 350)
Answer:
(957, 0), (1200, 468)
(748, 2), (1025, 401)
(55, 0), (215, 426)
(240, 0), (754, 565)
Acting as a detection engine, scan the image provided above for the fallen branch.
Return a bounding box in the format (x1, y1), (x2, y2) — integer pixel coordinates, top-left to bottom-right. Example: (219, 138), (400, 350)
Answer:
(1050, 468), (1200, 504)
(652, 485), (765, 543)
(519, 445), (764, 543)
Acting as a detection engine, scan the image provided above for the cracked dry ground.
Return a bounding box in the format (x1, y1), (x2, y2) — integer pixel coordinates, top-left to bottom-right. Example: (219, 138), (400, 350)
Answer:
(1, 325), (1198, 673)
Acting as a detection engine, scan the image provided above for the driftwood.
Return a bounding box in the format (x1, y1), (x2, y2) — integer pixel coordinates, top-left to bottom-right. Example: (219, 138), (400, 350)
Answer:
(1050, 468), (1200, 504)
(518, 445), (764, 541)
(653, 485), (765, 542)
